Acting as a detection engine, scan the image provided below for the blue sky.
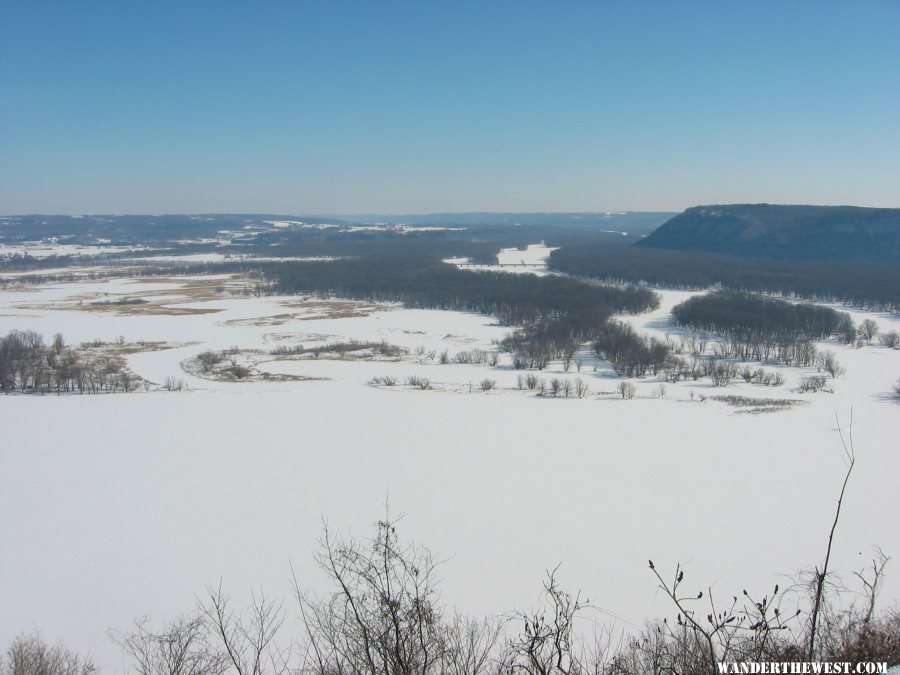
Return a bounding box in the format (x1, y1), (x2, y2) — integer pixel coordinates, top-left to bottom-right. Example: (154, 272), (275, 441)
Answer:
(1, 1), (898, 214)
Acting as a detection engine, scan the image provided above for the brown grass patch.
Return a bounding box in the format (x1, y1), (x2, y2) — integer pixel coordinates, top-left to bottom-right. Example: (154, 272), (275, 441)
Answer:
(105, 341), (201, 356)
(263, 332), (332, 343)
(223, 313), (297, 327)
(222, 300), (385, 326)
(12, 273), (257, 316)
(278, 298), (388, 320)
(259, 373), (328, 383)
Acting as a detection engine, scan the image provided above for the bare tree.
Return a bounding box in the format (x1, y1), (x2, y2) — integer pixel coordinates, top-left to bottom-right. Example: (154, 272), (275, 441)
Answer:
(573, 378), (589, 399)
(442, 614), (506, 675)
(293, 513), (447, 675)
(111, 613), (228, 675)
(548, 378), (563, 398)
(505, 567), (590, 675)
(2, 633), (96, 675)
(853, 547), (890, 625)
(201, 584), (289, 675)
(816, 350), (845, 379)
(857, 319), (878, 344)
(808, 413), (856, 659)
(616, 382), (636, 400)
(651, 560), (802, 672)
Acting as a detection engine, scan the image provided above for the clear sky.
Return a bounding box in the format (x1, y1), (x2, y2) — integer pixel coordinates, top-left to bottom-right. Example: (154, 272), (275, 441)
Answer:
(1, 1), (898, 215)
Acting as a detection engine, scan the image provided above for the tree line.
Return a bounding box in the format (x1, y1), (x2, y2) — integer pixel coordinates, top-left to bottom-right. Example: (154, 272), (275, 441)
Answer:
(0, 330), (143, 394)
(669, 292), (853, 367)
(671, 292), (850, 343)
(550, 241), (900, 311)
(270, 257), (658, 325)
(267, 255), (659, 375)
(269, 256), (660, 379)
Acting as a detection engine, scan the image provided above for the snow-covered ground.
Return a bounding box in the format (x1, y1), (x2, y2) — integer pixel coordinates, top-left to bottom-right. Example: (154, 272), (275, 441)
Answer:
(0, 242), (145, 258)
(114, 253), (342, 264)
(496, 242), (559, 266)
(1, 273), (899, 670)
(445, 242), (559, 275)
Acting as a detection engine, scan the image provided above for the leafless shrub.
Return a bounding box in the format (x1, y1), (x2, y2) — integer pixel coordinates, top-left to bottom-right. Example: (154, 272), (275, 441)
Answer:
(479, 378), (496, 392)
(406, 375), (432, 390)
(646, 560), (801, 672)
(709, 395), (801, 413)
(749, 367), (782, 386)
(196, 350), (223, 372)
(505, 567), (595, 674)
(799, 375), (829, 393)
(370, 375), (398, 387)
(272, 340), (406, 360)
(226, 364), (251, 380)
(878, 330), (900, 349)
(709, 360), (737, 386)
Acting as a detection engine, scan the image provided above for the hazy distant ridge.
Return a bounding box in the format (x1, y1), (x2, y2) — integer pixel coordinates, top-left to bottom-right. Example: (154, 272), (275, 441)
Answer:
(637, 204), (900, 261)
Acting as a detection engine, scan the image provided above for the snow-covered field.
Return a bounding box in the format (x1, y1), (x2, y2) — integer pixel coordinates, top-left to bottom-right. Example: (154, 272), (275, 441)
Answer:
(115, 253), (342, 264)
(1, 272), (899, 670)
(0, 242), (145, 258)
(445, 242), (559, 275)
(496, 242), (559, 266)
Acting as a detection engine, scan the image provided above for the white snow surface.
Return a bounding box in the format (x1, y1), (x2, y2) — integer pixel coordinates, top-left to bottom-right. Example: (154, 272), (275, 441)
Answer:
(496, 242), (559, 267)
(446, 243), (560, 276)
(0, 243), (144, 258)
(1, 275), (899, 670)
(117, 253), (341, 264)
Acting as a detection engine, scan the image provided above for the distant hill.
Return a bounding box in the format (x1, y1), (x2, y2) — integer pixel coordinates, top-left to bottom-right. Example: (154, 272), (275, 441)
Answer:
(337, 211), (676, 235)
(637, 204), (900, 261)
(0, 212), (676, 245)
